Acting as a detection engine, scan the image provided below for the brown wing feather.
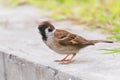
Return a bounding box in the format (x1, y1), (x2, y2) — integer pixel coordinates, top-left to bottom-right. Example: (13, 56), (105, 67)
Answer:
(54, 29), (92, 46)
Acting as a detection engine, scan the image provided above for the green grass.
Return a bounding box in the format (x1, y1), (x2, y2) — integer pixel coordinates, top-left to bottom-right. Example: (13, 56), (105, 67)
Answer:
(101, 48), (120, 55)
(2, 0), (120, 41)
(1, 0), (120, 54)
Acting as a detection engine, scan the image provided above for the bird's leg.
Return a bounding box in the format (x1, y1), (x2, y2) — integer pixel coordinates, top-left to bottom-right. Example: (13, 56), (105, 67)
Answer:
(54, 54), (70, 62)
(60, 53), (76, 64)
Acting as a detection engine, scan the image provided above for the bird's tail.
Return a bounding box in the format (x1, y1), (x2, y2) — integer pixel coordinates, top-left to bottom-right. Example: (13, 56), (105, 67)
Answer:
(88, 40), (113, 45)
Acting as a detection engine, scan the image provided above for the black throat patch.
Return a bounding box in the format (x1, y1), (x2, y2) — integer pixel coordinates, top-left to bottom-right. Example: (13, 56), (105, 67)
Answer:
(38, 26), (48, 41)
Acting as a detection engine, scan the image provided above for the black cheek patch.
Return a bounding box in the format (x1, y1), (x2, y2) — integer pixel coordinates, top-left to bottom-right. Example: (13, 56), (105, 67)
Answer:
(38, 26), (48, 41)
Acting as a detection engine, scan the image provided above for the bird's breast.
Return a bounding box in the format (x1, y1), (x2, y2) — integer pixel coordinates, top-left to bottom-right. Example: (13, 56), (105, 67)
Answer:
(44, 36), (80, 54)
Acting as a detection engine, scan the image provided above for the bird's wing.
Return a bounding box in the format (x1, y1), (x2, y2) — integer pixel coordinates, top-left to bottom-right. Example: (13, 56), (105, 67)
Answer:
(54, 29), (91, 45)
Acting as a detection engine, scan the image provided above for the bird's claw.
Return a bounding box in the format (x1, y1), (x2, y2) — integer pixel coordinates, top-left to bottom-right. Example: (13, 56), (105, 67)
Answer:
(60, 60), (74, 64)
(54, 59), (69, 62)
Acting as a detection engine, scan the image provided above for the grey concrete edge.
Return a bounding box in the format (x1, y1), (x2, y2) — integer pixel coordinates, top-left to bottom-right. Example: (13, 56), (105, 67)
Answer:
(0, 51), (82, 80)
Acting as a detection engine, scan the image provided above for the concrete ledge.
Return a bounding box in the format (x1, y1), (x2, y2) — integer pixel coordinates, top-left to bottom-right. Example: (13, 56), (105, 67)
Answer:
(0, 27), (120, 80)
(0, 51), (80, 80)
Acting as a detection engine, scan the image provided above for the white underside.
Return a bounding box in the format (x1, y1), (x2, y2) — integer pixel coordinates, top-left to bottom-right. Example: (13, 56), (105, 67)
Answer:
(44, 30), (79, 54)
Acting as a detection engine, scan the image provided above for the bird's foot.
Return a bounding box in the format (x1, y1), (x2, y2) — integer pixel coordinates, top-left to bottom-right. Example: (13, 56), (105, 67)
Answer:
(54, 59), (69, 62)
(60, 60), (74, 64)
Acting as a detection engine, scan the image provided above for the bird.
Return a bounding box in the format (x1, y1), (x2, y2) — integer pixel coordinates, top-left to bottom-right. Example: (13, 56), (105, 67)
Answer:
(37, 21), (113, 64)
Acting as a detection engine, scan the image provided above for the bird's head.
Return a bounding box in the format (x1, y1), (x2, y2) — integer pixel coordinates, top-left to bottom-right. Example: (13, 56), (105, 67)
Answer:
(38, 21), (55, 41)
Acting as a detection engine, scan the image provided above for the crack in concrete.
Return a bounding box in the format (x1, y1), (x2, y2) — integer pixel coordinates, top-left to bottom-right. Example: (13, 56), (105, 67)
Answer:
(2, 52), (8, 80)
(47, 66), (59, 80)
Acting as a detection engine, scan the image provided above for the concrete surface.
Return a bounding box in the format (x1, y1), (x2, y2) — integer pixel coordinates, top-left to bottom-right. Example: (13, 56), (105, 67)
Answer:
(0, 5), (120, 80)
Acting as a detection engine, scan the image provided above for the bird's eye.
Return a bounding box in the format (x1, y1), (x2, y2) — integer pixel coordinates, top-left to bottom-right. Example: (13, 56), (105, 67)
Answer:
(48, 28), (53, 32)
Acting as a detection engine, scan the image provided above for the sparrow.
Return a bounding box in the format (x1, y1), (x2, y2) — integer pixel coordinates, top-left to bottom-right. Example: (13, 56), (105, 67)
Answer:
(38, 21), (113, 64)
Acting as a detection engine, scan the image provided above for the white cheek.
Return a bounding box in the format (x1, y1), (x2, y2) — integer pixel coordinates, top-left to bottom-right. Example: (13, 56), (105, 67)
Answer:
(45, 27), (56, 37)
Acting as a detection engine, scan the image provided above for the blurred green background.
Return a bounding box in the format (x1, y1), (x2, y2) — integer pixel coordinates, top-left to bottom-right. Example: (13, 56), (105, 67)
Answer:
(0, 0), (120, 54)
(1, 0), (120, 41)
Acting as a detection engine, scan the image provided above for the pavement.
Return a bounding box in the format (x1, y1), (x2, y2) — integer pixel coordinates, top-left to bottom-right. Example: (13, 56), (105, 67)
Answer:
(0, 5), (120, 80)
